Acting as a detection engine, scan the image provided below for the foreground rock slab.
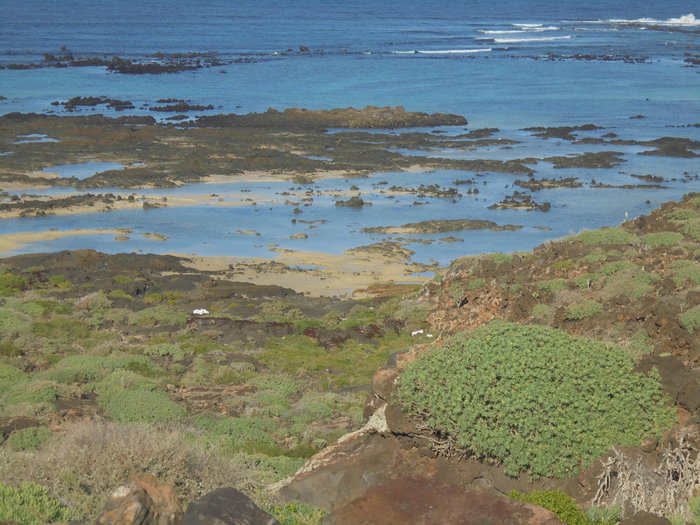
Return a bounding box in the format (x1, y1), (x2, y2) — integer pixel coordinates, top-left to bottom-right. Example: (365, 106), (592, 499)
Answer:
(182, 488), (280, 525)
(325, 477), (563, 525)
(95, 473), (180, 525)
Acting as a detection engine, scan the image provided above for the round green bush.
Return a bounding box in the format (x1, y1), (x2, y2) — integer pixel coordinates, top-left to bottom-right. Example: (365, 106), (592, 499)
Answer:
(99, 389), (186, 423)
(5, 427), (53, 452)
(0, 364), (28, 396)
(566, 300), (604, 321)
(0, 482), (71, 525)
(396, 321), (676, 478)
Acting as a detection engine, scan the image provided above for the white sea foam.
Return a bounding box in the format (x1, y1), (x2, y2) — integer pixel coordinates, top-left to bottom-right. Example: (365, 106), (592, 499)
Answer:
(512, 23), (544, 28)
(392, 48), (492, 55)
(479, 26), (560, 35)
(608, 13), (699, 27)
(491, 35), (572, 44)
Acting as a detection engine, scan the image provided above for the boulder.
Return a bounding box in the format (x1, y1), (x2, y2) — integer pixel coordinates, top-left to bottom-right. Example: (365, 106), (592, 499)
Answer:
(324, 477), (563, 525)
(182, 488), (279, 525)
(95, 473), (180, 525)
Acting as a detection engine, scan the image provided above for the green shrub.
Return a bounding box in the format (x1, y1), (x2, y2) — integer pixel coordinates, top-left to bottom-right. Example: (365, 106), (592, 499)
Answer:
(467, 277), (485, 291)
(603, 272), (660, 300)
(667, 208), (698, 221)
(95, 370), (158, 397)
(128, 305), (188, 327)
(144, 343), (186, 361)
(74, 291), (111, 312)
(32, 317), (90, 341)
(679, 305), (700, 334)
(143, 292), (164, 305)
(40, 354), (159, 385)
(552, 259), (575, 271)
(0, 273), (27, 296)
(668, 515), (686, 525)
(338, 304), (379, 329)
(642, 232), (684, 248)
(196, 415), (277, 453)
(0, 364), (28, 396)
(689, 495), (700, 523)
(490, 253), (513, 265)
(449, 283), (465, 306)
(0, 307), (32, 338)
(3, 380), (58, 406)
(575, 227), (637, 246)
(586, 504), (622, 524)
(47, 274), (72, 290)
(672, 260), (700, 286)
(599, 261), (637, 276)
(107, 289), (134, 302)
(681, 219), (700, 240)
(18, 300), (68, 317)
(396, 322), (676, 478)
(532, 304), (552, 320)
(510, 490), (596, 525)
(113, 274), (133, 284)
(269, 502), (327, 525)
(572, 274), (600, 289)
(537, 278), (568, 293)
(253, 376), (301, 398)
(581, 250), (608, 264)
(5, 427), (53, 451)
(623, 330), (655, 361)
(256, 300), (305, 323)
(0, 482), (71, 524)
(566, 300), (603, 320)
(39, 355), (113, 384)
(99, 389), (186, 423)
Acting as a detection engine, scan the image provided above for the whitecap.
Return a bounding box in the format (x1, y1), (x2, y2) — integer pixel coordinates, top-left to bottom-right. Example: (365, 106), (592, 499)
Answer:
(391, 48), (491, 55)
(479, 26), (560, 35)
(608, 13), (699, 27)
(492, 35), (572, 44)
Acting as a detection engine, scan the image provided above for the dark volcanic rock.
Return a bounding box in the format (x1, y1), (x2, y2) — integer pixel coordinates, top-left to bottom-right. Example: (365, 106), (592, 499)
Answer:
(54, 96), (135, 111)
(543, 151), (625, 169)
(639, 137), (700, 158)
(183, 488), (279, 525)
(489, 192), (551, 212)
(522, 124), (603, 141)
(189, 106), (467, 130)
(325, 477), (563, 525)
(335, 196), (370, 207)
(636, 355), (700, 414)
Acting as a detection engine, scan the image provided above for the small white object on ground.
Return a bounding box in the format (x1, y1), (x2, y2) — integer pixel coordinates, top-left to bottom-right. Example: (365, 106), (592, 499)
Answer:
(192, 308), (210, 316)
(411, 329), (424, 336)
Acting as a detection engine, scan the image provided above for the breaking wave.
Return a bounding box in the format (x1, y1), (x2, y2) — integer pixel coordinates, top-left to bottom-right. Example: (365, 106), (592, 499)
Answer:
(391, 48), (492, 55)
(486, 35), (572, 44)
(607, 13), (699, 27)
(479, 25), (560, 35)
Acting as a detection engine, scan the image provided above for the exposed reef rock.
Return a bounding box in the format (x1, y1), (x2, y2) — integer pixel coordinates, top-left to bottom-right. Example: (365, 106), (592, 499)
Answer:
(543, 151), (625, 169)
(514, 177), (582, 191)
(188, 106), (468, 130)
(489, 192), (551, 212)
(0, 109), (484, 189)
(362, 219), (522, 234)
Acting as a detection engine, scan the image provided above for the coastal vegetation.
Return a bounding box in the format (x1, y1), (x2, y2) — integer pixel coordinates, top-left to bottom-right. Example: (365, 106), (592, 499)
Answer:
(0, 190), (699, 522)
(396, 322), (675, 478)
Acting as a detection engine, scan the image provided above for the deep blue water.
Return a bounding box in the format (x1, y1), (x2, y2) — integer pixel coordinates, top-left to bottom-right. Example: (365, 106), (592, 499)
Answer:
(1, 1), (699, 264)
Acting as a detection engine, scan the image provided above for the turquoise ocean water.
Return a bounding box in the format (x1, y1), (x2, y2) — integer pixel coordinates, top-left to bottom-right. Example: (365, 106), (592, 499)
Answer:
(1, 1), (699, 264)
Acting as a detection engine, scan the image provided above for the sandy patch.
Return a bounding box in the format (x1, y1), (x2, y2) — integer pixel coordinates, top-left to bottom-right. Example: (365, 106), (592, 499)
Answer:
(177, 247), (431, 298)
(0, 228), (124, 254)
